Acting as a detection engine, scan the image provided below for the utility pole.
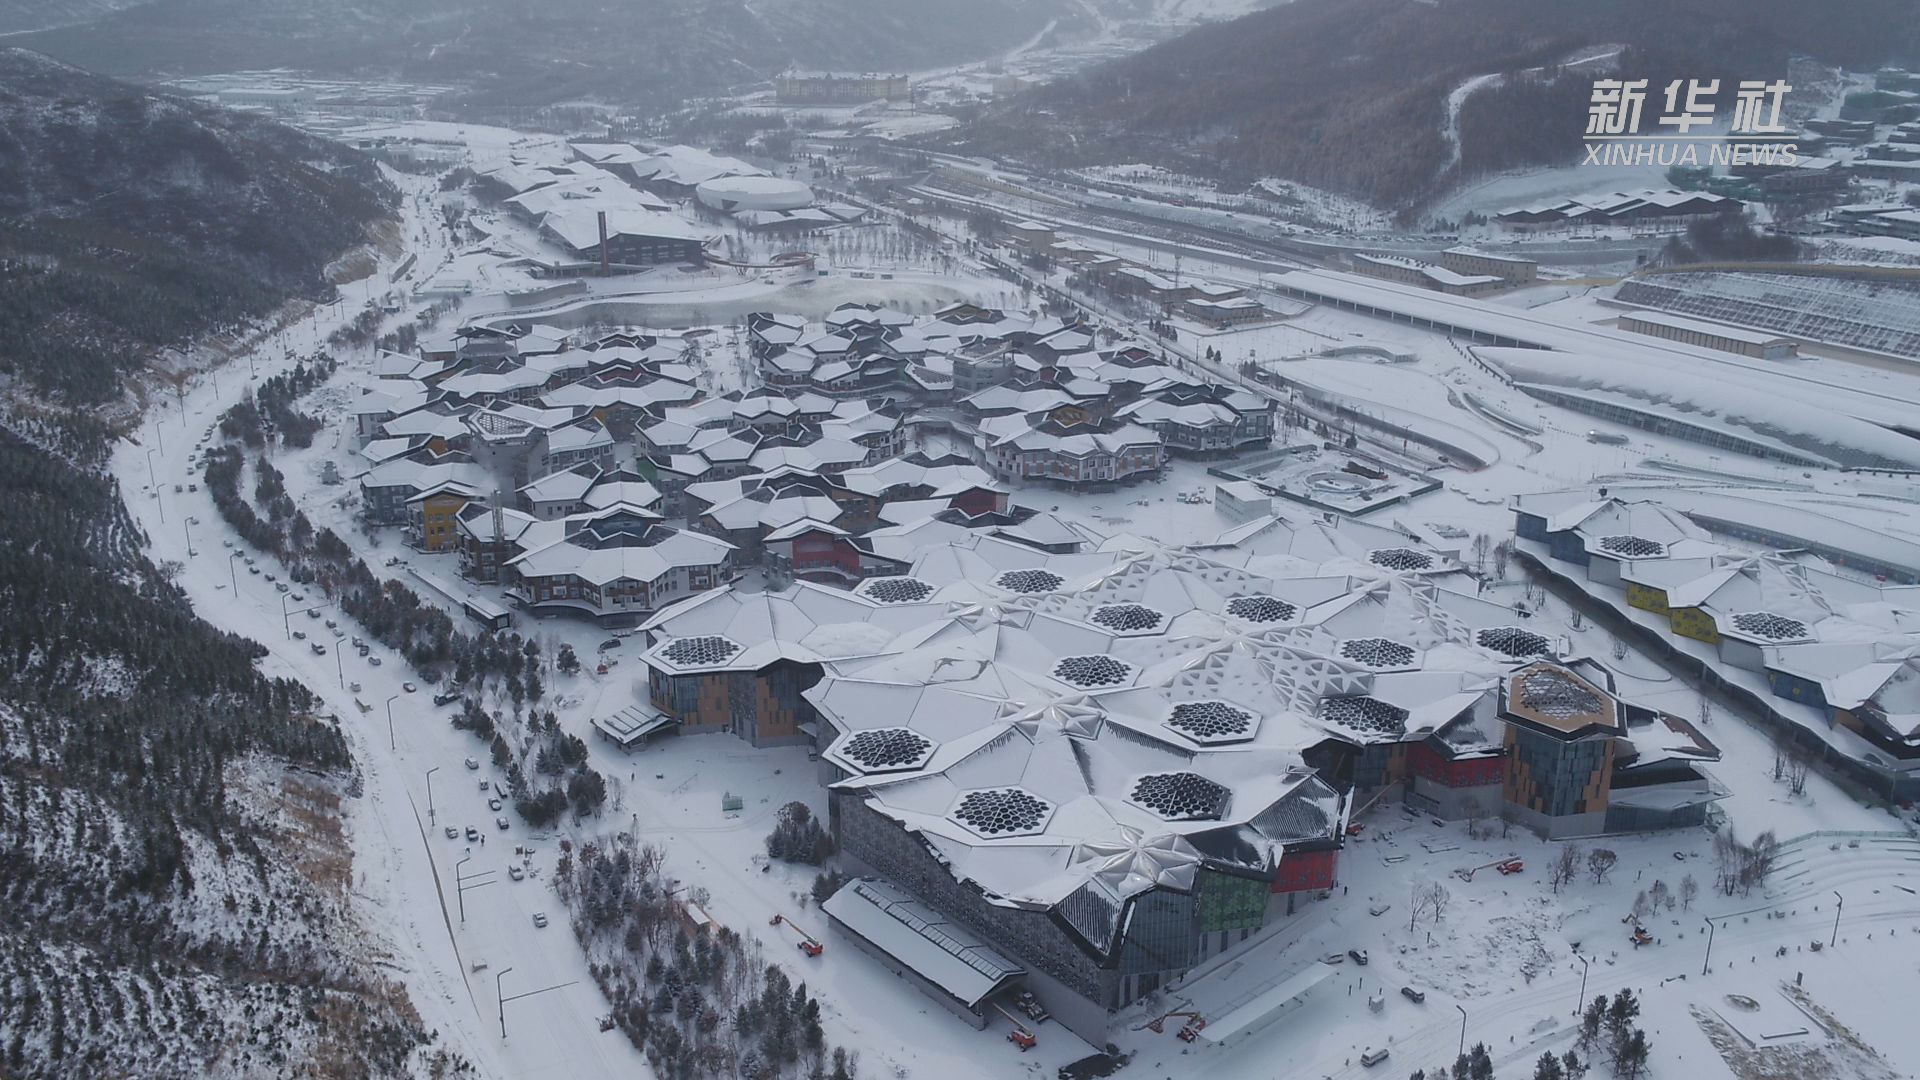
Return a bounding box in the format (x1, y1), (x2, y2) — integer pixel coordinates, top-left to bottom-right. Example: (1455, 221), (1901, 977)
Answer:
(426, 766), (440, 827)
(1702, 915), (1717, 975)
(385, 694), (401, 752)
(497, 968), (577, 1040)
(1831, 891), (1843, 948)
(455, 852), (495, 923)
(1455, 1003), (1467, 1058)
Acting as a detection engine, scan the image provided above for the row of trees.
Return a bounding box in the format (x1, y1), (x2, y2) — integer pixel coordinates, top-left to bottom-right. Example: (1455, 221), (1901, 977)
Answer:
(560, 840), (862, 1080)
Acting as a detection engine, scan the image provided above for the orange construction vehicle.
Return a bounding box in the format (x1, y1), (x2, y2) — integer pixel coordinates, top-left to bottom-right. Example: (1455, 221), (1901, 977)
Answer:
(992, 1003), (1036, 1050)
(1144, 1010), (1204, 1034)
(769, 913), (824, 957)
(1176, 1016), (1208, 1042)
(1495, 859), (1524, 875)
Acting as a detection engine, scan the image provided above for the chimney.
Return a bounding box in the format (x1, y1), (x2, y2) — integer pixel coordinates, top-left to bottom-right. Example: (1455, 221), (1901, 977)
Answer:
(597, 210), (610, 278)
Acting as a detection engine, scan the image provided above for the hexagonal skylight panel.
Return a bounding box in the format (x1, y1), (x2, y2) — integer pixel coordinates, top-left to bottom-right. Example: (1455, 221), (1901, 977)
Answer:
(1090, 603), (1165, 634)
(950, 788), (1053, 837)
(995, 568), (1064, 595)
(1338, 637), (1417, 670)
(1130, 772), (1230, 821)
(659, 635), (741, 668)
(1053, 655), (1132, 689)
(1597, 535), (1666, 558)
(1225, 595), (1298, 624)
(1476, 626), (1552, 659)
(1729, 612), (1810, 641)
(839, 727), (935, 773)
(1518, 668), (1604, 721)
(857, 576), (936, 604)
(1165, 700), (1256, 745)
(1368, 547), (1434, 572)
(1319, 696), (1410, 736)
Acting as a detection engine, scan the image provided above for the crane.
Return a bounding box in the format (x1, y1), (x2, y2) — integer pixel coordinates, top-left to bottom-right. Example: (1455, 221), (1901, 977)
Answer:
(991, 1003), (1036, 1050)
(769, 913), (824, 957)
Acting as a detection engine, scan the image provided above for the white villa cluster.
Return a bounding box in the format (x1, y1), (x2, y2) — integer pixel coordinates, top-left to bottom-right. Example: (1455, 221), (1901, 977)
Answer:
(752, 302), (1276, 487)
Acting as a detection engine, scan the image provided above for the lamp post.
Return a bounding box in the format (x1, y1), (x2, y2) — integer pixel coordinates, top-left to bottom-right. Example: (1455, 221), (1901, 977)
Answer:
(183, 516), (196, 558)
(496, 967), (513, 1040)
(146, 449), (165, 524)
(385, 694), (401, 752)
(1575, 953), (1592, 1016)
(334, 647), (345, 689)
(145, 448), (159, 490)
(281, 593), (296, 639)
(1831, 890), (1843, 948)
(455, 852), (494, 923)
(1455, 1003), (1467, 1058)
(228, 550), (243, 593)
(426, 766), (440, 827)
(1702, 915), (1718, 976)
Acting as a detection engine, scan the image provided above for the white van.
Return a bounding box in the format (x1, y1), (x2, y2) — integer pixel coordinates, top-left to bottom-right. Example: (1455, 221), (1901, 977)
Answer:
(1361, 1048), (1391, 1067)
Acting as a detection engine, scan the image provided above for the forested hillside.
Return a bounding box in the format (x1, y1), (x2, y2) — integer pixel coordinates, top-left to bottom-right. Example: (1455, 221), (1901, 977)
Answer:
(953, 0), (1920, 209)
(0, 48), (394, 406)
(0, 429), (457, 1079)
(14, 0), (1087, 110)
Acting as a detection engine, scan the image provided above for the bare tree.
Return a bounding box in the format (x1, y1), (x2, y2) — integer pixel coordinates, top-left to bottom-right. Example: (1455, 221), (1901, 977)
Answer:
(1787, 745), (1812, 797)
(1630, 890), (1651, 924)
(1550, 844), (1583, 894)
(1425, 881), (1452, 923)
(1771, 740), (1789, 783)
(1461, 796), (1487, 840)
(1679, 874), (1698, 911)
(1609, 636), (1628, 662)
(1648, 879), (1671, 911)
(1587, 848), (1617, 885)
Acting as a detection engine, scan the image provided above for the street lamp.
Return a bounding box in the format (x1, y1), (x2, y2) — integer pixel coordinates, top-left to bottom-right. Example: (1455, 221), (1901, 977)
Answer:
(1702, 914), (1718, 976)
(496, 967), (513, 1039)
(146, 449), (165, 524)
(1574, 953), (1592, 1016)
(281, 593), (296, 639)
(385, 694), (401, 752)
(145, 447), (159, 490)
(228, 550), (243, 593)
(1455, 1003), (1467, 1058)
(334, 647), (345, 689)
(1831, 890), (1843, 948)
(426, 766), (440, 827)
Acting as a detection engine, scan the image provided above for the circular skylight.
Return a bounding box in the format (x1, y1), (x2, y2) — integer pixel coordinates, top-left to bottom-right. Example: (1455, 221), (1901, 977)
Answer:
(1225, 596), (1298, 624)
(1598, 535), (1666, 558)
(1130, 773), (1230, 821)
(1090, 603), (1164, 633)
(1319, 696), (1409, 735)
(1166, 700), (1255, 744)
(1476, 626), (1552, 658)
(860, 577), (935, 604)
(660, 635), (740, 667)
(952, 788), (1052, 836)
(1730, 612), (1809, 641)
(840, 728), (934, 772)
(995, 569), (1063, 594)
(1338, 637), (1416, 669)
(1368, 548), (1434, 572)
(1053, 655), (1131, 688)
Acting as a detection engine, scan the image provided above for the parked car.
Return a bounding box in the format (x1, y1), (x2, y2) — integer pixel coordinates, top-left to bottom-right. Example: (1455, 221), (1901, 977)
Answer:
(465, 827), (480, 841)
(1349, 949), (1369, 965)
(275, 583), (289, 594)
(444, 826), (459, 839)
(1361, 1048), (1390, 1067)
(248, 566), (260, 575)
(495, 816), (510, 830)
(290, 591), (304, 602)
(402, 682), (417, 693)
(307, 608), (322, 619)
(1321, 953), (1346, 965)
(1368, 902), (1391, 917)
(1400, 986), (1426, 1004)
(367, 656), (382, 667)
(488, 798), (502, 812)
(464, 757), (480, 770)
(531, 912), (549, 929)
(434, 691), (460, 706)
(292, 630), (306, 640)
(599, 638), (622, 651)
(311, 643), (327, 655)
(507, 865), (525, 881)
